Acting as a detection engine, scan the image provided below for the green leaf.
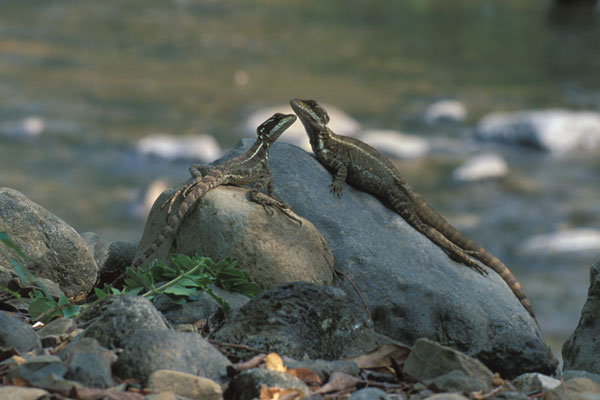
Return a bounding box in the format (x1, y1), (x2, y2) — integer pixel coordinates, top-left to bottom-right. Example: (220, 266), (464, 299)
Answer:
(94, 287), (108, 299)
(29, 297), (60, 323)
(230, 282), (261, 297)
(162, 286), (197, 296)
(0, 232), (29, 260)
(62, 304), (81, 319)
(9, 259), (35, 286)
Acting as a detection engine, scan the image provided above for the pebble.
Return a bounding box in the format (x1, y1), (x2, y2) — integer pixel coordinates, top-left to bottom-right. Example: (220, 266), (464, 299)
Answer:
(358, 129), (430, 159)
(244, 104), (361, 150)
(476, 109), (600, 155)
(0, 116), (45, 138)
(452, 152), (509, 182)
(521, 228), (600, 256)
(136, 134), (222, 162)
(423, 99), (467, 124)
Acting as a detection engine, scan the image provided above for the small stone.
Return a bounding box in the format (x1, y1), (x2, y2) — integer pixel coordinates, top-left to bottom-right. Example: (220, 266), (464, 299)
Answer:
(37, 317), (76, 338)
(512, 372), (561, 393)
(0, 386), (50, 400)
(59, 337), (116, 388)
(147, 369), (223, 400)
(0, 116), (45, 138)
(359, 129), (430, 159)
(225, 368), (311, 400)
(136, 134), (222, 162)
(426, 394), (470, 400)
(79, 295), (169, 349)
(0, 311), (41, 353)
(423, 100), (467, 124)
(476, 109), (600, 155)
(403, 338), (493, 392)
(452, 153), (509, 182)
(113, 330), (230, 383)
(348, 387), (391, 399)
(521, 229), (600, 256)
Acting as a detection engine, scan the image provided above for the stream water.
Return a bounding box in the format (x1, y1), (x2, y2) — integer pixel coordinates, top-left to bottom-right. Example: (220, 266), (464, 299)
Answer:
(1, 0), (600, 356)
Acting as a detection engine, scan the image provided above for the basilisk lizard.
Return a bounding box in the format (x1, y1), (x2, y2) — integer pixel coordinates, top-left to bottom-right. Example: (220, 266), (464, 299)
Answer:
(290, 98), (536, 320)
(112, 113), (298, 286)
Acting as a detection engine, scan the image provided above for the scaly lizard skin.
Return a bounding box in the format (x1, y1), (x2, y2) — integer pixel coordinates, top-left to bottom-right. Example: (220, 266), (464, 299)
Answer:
(290, 98), (536, 320)
(112, 113), (297, 286)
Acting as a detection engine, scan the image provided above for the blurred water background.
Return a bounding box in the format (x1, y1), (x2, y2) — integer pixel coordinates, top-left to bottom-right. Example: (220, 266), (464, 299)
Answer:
(1, 0), (600, 355)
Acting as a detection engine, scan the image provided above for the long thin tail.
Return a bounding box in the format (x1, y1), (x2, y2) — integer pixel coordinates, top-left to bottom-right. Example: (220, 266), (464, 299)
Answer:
(410, 191), (537, 321)
(131, 177), (221, 269)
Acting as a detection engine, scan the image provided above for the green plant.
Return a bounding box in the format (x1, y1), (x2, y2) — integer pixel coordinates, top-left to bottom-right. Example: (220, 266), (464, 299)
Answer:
(95, 254), (261, 312)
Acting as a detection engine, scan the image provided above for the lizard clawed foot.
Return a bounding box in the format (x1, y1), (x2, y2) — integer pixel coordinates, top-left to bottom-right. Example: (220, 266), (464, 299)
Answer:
(329, 183), (344, 198)
(251, 192), (302, 225)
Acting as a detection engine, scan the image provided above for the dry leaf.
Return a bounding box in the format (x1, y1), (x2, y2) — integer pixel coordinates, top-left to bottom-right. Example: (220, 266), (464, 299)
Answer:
(259, 385), (304, 400)
(287, 367), (321, 389)
(313, 372), (361, 395)
(264, 353), (287, 372)
(12, 355), (27, 365)
(346, 343), (410, 369)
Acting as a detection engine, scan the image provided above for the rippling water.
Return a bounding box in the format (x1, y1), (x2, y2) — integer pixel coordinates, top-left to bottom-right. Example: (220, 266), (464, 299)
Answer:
(1, 0), (600, 354)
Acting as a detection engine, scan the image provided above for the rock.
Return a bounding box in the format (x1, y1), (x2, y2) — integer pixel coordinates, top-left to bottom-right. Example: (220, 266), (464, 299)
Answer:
(157, 286), (251, 325)
(147, 370), (223, 400)
(0, 187), (97, 297)
(284, 359), (360, 382)
(552, 377), (600, 400)
(136, 183), (334, 290)
(424, 394), (469, 400)
(58, 337), (116, 388)
(136, 134), (222, 162)
(214, 141), (559, 378)
(563, 258), (600, 373)
(37, 317), (76, 338)
(0, 116), (45, 138)
(512, 372), (561, 393)
(78, 295), (170, 349)
(476, 109), (600, 154)
(348, 387), (391, 400)
(244, 104), (360, 151)
(521, 229), (600, 257)
(224, 368), (311, 400)
(5, 354), (73, 388)
(358, 129), (430, 159)
(563, 370), (600, 386)
(211, 282), (377, 360)
(113, 329), (230, 383)
(423, 100), (468, 124)
(452, 153), (509, 183)
(0, 311), (41, 353)
(0, 386), (50, 400)
(403, 338), (494, 393)
(81, 232), (136, 284)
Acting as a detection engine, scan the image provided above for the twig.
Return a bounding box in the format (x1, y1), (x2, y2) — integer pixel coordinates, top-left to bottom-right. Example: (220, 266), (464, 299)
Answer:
(334, 268), (379, 345)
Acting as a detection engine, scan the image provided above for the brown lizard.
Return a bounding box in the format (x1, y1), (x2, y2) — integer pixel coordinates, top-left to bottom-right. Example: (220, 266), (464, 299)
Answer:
(111, 113), (298, 287)
(290, 98), (536, 320)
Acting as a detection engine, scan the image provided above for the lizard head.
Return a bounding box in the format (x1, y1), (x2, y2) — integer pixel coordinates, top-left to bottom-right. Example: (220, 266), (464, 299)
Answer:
(256, 113), (297, 146)
(289, 99), (330, 129)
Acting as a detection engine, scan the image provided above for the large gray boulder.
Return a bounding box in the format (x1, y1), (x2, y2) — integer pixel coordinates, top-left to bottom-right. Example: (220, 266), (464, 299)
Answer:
(220, 140), (556, 378)
(0, 187), (97, 297)
(135, 182), (334, 290)
(563, 259), (600, 373)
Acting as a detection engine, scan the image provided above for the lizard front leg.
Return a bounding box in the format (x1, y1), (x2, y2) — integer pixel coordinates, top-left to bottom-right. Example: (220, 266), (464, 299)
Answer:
(323, 155), (348, 197)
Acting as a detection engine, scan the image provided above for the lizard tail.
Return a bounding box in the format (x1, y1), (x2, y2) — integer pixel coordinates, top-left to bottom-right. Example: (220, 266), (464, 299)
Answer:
(131, 177), (223, 269)
(409, 191), (537, 321)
